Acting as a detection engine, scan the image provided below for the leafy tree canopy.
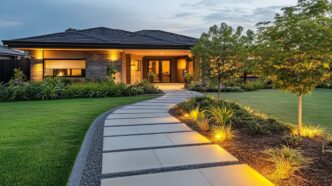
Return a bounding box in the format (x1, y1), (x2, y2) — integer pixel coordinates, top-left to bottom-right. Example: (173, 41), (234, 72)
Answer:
(192, 23), (247, 96)
(257, 0), (332, 95)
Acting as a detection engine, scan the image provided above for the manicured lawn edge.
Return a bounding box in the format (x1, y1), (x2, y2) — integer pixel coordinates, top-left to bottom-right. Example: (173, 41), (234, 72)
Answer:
(67, 107), (115, 186)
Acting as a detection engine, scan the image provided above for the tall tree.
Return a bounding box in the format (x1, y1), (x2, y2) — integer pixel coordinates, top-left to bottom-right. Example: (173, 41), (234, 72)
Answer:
(257, 0), (332, 135)
(239, 30), (258, 83)
(192, 23), (244, 98)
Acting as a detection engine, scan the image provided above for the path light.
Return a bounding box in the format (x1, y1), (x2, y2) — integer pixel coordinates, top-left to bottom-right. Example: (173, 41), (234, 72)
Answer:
(184, 113), (189, 117)
(214, 132), (225, 142)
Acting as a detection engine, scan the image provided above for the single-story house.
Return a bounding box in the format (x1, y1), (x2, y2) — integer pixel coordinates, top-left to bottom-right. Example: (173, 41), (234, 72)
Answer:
(2, 27), (198, 83)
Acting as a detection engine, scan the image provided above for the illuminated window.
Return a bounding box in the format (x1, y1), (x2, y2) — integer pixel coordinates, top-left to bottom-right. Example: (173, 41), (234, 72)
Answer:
(44, 60), (85, 77)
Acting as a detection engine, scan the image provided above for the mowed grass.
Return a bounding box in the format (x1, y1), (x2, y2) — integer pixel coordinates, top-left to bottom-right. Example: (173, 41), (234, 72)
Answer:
(206, 89), (332, 133)
(0, 95), (156, 186)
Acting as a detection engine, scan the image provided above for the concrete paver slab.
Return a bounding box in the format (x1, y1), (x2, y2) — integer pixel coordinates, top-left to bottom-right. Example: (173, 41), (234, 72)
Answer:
(113, 109), (168, 114)
(102, 150), (161, 174)
(137, 124), (192, 133)
(107, 113), (172, 119)
(103, 134), (172, 151)
(200, 164), (274, 186)
(104, 124), (192, 136)
(166, 131), (210, 145)
(104, 126), (139, 136)
(101, 169), (211, 186)
(155, 145), (238, 167)
(121, 105), (172, 110)
(104, 117), (180, 126)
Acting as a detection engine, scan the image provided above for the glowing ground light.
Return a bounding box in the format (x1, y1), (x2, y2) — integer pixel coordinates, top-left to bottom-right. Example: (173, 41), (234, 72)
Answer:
(215, 132), (225, 142)
(184, 114), (189, 117)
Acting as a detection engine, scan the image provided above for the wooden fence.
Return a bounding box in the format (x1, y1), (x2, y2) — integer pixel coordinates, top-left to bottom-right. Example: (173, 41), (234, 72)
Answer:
(0, 59), (30, 83)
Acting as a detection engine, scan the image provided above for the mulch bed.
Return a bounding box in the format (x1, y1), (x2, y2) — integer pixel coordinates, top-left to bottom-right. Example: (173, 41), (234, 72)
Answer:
(170, 108), (332, 186)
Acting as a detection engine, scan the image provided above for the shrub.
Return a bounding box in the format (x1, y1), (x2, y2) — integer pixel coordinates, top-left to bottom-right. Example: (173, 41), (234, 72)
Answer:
(0, 83), (28, 101)
(9, 68), (27, 85)
(233, 106), (291, 135)
(264, 146), (311, 180)
(38, 78), (66, 100)
(212, 125), (234, 142)
(241, 80), (270, 91)
(64, 81), (117, 98)
(243, 106), (268, 120)
(189, 106), (205, 121)
(283, 135), (303, 147)
(148, 72), (155, 83)
(179, 96), (291, 135)
(131, 80), (159, 94)
(181, 98), (198, 112)
(326, 135), (332, 146)
(107, 63), (117, 80)
(195, 119), (210, 132)
(208, 105), (233, 126)
(184, 73), (194, 84)
(292, 125), (325, 138)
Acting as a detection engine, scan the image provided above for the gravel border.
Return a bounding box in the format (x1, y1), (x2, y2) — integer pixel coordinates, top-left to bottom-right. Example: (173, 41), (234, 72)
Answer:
(67, 107), (118, 186)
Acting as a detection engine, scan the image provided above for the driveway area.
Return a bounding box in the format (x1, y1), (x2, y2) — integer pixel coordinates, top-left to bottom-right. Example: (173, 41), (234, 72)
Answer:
(101, 84), (274, 186)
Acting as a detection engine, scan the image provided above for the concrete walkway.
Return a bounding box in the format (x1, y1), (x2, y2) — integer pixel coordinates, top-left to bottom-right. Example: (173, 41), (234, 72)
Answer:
(101, 84), (274, 186)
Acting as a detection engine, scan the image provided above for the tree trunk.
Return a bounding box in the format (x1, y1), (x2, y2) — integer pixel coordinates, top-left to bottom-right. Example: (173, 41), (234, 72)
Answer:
(217, 81), (221, 98)
(297, 95), (303, 136)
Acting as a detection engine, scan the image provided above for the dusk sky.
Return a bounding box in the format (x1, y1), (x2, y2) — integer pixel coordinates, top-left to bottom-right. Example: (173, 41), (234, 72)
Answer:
(1, 0), (297, 42)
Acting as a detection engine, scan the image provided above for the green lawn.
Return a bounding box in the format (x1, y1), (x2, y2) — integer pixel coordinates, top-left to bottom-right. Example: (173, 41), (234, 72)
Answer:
(0, 95), (156, 186)
(206, 89), (332, 133)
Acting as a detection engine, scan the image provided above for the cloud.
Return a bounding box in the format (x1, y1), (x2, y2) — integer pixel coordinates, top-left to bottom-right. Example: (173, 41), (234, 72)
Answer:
(182, 0), (249, 8)
(0, 19), (23, 28)
(202, 6), (284, 29)
(172, 12), (195, 18)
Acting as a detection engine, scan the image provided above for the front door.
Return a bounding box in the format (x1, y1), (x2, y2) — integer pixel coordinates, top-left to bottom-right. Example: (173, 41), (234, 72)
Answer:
(148, 60), (171, 83)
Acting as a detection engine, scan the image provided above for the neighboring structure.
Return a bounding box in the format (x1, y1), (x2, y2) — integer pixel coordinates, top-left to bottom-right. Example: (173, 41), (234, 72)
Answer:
(3, 27), (197, 83)
(0, 45), (25, 60)
(0, 46), (29, 83)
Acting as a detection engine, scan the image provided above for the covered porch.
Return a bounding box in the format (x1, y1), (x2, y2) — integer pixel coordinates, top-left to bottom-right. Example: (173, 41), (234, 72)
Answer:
(125, 49), (194, 84)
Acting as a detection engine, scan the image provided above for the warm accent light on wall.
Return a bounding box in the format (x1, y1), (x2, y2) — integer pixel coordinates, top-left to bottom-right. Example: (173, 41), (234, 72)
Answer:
(34, 50), (44, 60)
(108, 50), (120, 61)
(31, 63), (43, 81)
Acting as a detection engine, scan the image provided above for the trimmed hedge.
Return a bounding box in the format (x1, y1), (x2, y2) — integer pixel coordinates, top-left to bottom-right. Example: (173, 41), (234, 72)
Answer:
(186, 80), (271, 92)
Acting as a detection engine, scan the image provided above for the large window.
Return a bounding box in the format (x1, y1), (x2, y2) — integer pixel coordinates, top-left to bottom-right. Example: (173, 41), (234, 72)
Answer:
(44, 60), (86, 77)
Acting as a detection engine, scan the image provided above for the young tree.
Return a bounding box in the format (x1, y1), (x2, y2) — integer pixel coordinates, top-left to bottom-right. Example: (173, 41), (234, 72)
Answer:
(257, 0), (332, 135)
(192, 23), (244, 98)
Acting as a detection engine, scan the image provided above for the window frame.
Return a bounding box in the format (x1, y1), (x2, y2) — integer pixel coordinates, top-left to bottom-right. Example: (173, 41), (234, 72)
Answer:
(43, 58), (86, 78)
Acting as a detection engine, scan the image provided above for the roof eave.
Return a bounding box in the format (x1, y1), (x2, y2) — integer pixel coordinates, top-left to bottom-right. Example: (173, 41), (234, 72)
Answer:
(3, 41), (194, 50)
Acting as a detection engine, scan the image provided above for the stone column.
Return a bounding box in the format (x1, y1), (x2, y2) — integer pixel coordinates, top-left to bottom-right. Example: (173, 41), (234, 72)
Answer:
(85, 52), (109, 80)
(30, 58), (43, 81)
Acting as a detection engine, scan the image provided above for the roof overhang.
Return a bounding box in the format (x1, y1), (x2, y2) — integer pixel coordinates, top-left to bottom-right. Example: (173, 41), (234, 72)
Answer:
(2, 41), (193, 50)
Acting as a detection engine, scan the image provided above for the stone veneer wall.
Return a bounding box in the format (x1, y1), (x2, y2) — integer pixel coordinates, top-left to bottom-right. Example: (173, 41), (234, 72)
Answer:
(30, 58), (43, 81)
(85, 52), (122, 81)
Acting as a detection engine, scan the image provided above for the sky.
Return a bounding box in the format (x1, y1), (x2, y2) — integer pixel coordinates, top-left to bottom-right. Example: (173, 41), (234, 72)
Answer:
(0, 0), (298, 42)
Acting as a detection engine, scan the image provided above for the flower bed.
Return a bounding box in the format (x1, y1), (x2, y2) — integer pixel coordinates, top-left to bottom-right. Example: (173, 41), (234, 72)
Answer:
(170, 96), (332, 186)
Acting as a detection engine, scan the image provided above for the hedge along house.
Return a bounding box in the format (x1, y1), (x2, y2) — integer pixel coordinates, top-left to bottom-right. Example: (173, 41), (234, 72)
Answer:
(3, 27), (197, 83)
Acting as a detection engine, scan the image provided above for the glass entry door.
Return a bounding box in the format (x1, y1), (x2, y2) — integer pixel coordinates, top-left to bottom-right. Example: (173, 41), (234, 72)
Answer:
(148, 60), (171, 83)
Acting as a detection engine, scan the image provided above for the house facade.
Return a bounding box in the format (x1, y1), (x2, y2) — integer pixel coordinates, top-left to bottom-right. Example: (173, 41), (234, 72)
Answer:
(3, 27), (197, 83)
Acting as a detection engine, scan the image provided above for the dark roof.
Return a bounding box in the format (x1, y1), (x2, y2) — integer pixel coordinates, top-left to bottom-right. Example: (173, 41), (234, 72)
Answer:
(3, 27), (197, 49)
(0, 46), (25, 57)
(135, 30), (197, 46)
